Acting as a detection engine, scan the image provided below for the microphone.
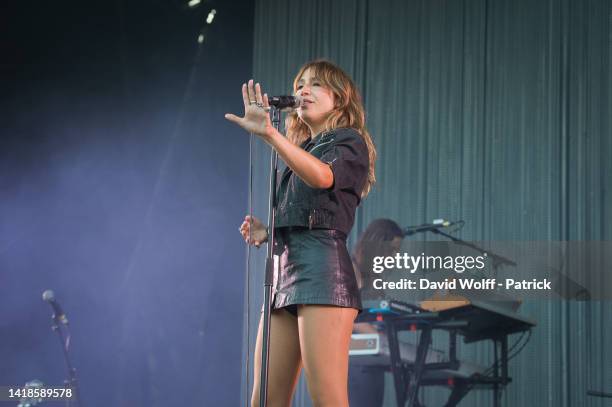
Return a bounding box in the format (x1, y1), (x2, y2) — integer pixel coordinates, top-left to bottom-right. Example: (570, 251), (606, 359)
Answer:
(42, 290), (69, 325)
(267, 95), (303, 110)
(403, 219), (461, 236)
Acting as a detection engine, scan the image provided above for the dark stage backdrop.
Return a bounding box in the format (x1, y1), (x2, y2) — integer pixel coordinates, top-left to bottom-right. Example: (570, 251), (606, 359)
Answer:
(245, 0), (612, 406)
(1, 0), (254, 405)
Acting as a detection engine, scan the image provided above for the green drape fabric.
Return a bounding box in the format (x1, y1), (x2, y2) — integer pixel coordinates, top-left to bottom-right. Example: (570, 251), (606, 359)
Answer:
(242, 0), (611, 405)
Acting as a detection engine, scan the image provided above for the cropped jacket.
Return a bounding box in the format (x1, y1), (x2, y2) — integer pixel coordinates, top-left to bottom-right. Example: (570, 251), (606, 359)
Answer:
(274, 127), (369, 235)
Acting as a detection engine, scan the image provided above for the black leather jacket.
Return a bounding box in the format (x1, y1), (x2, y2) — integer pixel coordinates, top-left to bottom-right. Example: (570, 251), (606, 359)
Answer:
(275, 127), (369, 235)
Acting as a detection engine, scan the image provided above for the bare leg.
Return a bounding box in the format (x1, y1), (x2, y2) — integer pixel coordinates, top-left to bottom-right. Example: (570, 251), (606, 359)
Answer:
(298, 305), (358, 407)
(251, 309), (302, 407)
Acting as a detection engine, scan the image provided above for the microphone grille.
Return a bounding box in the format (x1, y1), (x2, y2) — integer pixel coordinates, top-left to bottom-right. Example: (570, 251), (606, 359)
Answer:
(42, 290), (55, 302)
(293, 95), (304, 107)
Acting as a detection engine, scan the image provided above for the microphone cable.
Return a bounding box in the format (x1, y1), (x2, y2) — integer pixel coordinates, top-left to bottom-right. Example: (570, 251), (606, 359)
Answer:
(242, 131), (255, 406)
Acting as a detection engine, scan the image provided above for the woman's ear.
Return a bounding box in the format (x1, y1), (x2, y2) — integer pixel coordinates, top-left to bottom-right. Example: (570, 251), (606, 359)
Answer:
(334, 94), (344, 108)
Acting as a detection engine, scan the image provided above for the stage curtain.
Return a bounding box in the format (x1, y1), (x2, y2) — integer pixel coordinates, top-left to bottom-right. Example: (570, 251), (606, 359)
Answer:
(243, 0), (612, 405)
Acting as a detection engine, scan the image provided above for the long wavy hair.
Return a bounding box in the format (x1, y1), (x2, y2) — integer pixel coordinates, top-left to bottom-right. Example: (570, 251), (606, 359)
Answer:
(285, 60), (376, 198)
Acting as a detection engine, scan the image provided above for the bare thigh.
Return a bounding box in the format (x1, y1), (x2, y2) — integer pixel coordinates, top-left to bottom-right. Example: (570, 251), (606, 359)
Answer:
(251, 309), (302, 407)
(298, 305), (358, 407)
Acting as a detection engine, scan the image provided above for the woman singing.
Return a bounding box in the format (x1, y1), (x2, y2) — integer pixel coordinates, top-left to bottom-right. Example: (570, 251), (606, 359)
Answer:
(225, 60), (376, 407)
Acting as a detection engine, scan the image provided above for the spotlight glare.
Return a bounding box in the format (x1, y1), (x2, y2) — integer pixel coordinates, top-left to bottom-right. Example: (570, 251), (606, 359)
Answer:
(197, 34), (205, 44)
(206, 9), (216, 24)
(188, 0), (201, 7)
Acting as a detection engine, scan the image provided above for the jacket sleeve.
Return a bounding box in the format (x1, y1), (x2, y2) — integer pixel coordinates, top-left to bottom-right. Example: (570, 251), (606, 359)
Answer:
(319, 128), (369, 194)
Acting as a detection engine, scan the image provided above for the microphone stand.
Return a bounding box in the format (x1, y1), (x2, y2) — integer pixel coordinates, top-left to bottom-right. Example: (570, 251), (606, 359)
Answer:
(587, 390), (612, 398)
(50, 316), (83, 407)
(430, 229), (517, 269)
(404, 224), (516, 269)
(258, 105), (281, 407)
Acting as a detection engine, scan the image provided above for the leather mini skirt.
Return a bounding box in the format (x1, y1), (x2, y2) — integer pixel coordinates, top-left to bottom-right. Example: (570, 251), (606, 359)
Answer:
(271, 227), (362, 315)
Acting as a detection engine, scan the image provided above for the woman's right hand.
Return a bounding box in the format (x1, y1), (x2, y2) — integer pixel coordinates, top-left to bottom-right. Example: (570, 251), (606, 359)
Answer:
(239, 215), (268, 247)
(224, 80), (274, 140)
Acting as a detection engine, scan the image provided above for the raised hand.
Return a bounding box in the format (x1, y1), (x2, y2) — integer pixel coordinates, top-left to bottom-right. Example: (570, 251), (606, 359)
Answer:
(225, 79), (273, 139)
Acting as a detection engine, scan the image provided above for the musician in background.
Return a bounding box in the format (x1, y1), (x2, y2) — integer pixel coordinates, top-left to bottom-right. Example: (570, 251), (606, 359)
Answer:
(349, 218), (404, 407)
